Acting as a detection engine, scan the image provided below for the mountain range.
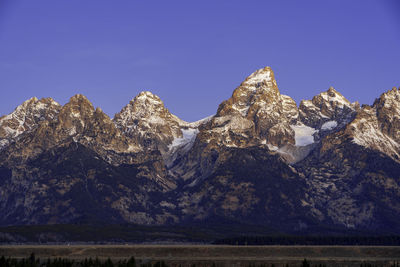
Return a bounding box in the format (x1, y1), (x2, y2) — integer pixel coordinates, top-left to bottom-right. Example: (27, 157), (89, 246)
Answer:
(1, 67), (399, 236)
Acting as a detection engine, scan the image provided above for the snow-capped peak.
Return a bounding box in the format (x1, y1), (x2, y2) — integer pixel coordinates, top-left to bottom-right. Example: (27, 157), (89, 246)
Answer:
(374, 87), (400, 110)
(0, 97), (61, 141)
(135, 90), (162, 101)
(113, 91), (172, 130)
(241, 66), (279, 93)
(298, 87), (358, 129)
(216, 67), (283, 119)
(128, 91), (166, 117)
(320, 87), (354, 109)
(243, 67), (272, 85)
(113, 91), (189, 156)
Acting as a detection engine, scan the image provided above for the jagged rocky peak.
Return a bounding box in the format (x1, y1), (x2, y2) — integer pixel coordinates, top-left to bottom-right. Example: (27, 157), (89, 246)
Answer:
(60, 94), (94, 117)
(0, 96), (61, 141)
(55, 94), (130, 145)
(114, 91), (186, 154)
(55, 94), (97, 136)
(299, 87), (359, 129)
(375, 86), (400, 104)
(374, 87), (400, 142)
(374, 86), (400, 112)
(204, 67), (298, 148)
(128, 91), (166, 115)
(114, 91), (177, 126)
(318, 87), (358, 110)
(217, 66), (282, 118)
(2, 93), (142, 165)
(241, 66), (279, 93)
(336, 87), (400, 162)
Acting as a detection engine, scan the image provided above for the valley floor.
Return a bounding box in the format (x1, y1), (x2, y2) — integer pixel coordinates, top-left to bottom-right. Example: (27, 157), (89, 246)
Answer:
(1, 245), (400, 266)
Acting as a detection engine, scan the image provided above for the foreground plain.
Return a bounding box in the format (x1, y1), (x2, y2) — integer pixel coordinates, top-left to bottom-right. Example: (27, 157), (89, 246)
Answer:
(1, 245), (400, 266)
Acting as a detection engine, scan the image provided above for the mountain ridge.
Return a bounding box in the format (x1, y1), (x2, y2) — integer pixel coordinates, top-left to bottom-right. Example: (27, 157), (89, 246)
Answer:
(0, 67), (399, 235)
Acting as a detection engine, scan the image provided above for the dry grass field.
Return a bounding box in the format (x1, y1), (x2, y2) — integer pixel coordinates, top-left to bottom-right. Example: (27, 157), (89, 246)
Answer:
(1, 245), (400, 266)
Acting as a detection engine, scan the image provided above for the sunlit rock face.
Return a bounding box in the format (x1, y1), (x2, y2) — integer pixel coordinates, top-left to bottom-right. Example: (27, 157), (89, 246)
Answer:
(210, 66), (297, 148)
(0, 97), (61, 150)
(0, 67), (399, 234)
(113, 91), (183, 154)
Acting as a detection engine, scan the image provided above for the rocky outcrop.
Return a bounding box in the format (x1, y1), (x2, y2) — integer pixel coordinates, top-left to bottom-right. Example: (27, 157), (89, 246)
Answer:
(0, 143), (176, 225)
(299, 87), (359, 130)
(176, 147), (314, 230)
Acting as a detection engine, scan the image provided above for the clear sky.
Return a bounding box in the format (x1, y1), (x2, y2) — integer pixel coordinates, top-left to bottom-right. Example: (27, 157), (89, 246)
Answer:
(0, 0), (399, 122)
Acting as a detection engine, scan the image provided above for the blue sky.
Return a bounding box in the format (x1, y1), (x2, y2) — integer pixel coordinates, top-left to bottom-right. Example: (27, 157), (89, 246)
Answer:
(0, 0), (399, 121)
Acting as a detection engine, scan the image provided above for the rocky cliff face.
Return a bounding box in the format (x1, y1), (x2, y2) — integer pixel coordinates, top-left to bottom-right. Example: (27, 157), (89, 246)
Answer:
(299, 87), (359, 129)
(292, 87), (400, 231)
(0, 67), (399, 234)
(205, 67), (297, 148)
(114, 91), (182, 154)
(0, 97), (61, 150)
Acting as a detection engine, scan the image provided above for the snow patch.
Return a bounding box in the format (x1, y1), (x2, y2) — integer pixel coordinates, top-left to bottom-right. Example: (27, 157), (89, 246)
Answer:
(178, 114), (214, 128)
(136, 91), (162, 104)
(168, 128), (199, 150)
(190, 114), (214, 126)
(321, 120), (338, 131)
(267, 143), (278, 151)
(35, 102), (47, 110)
(68, 126), (77, 136)
(245, 69), (272, 85)
(232, 104), (249, 116)
(241, 67), (275, 92)
(71, 110), (81, 118)
(320, 91), (351, 108)
(301, 100), (315, 107)
(127, 144), (141, 152)
(147, 116), (166, 124)
(276, 144), (315, 164)
(290, 124), (318, 146)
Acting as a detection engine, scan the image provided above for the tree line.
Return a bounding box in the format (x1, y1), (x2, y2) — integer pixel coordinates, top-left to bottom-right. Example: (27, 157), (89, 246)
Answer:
(212, 235), (400, 246)
(1, 254), (400, 267)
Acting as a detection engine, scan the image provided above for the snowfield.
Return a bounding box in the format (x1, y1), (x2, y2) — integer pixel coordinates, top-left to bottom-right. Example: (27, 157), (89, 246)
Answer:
(290, 124), (318, 146)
